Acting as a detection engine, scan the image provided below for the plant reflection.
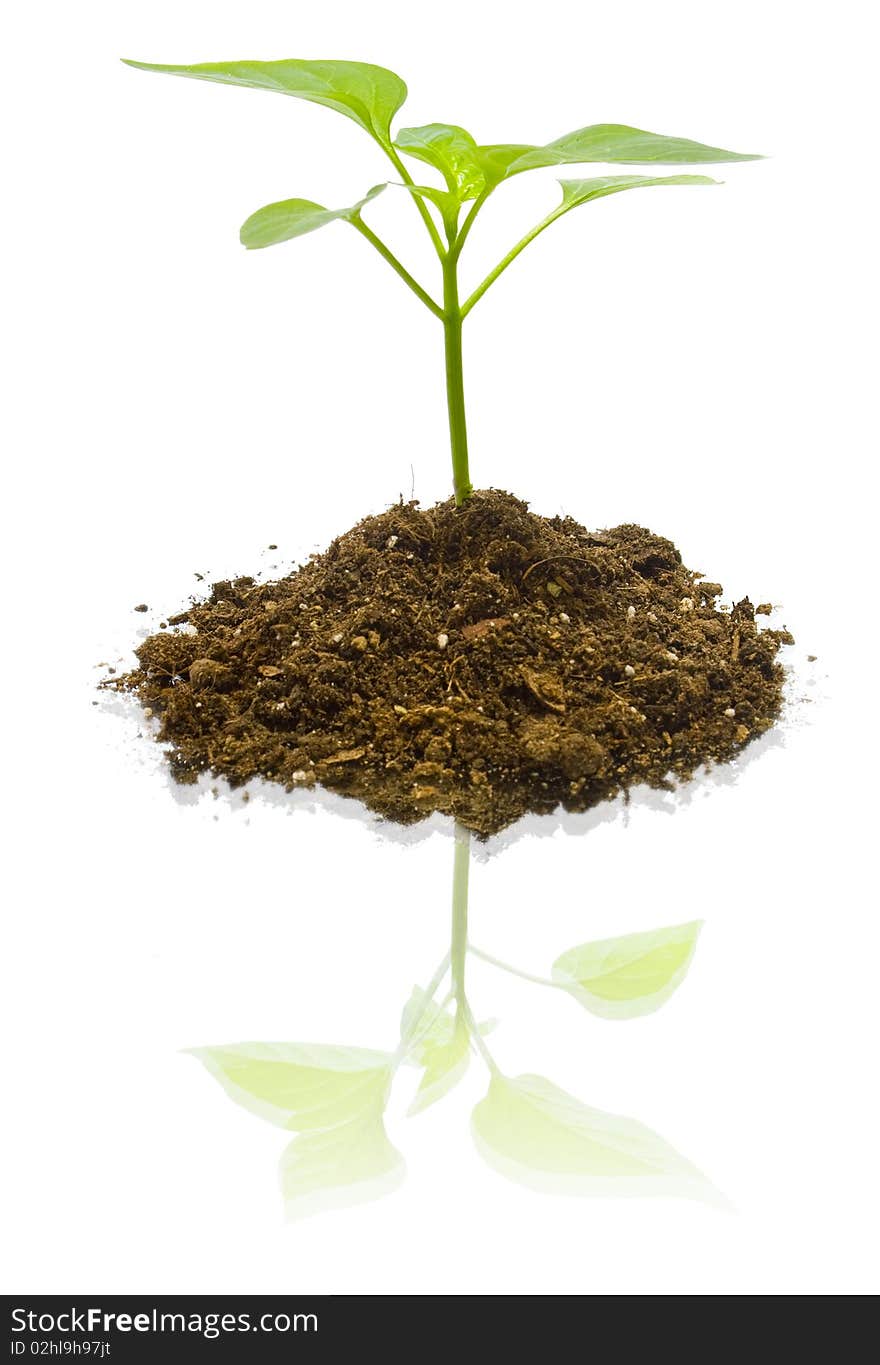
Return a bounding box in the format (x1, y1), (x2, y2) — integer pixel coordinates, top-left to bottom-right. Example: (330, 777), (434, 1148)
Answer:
(188, 823), (719, 1218)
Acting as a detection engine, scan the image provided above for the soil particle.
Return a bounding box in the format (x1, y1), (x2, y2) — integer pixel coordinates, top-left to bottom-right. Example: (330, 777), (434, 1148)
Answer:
(106, 490), (792, 837)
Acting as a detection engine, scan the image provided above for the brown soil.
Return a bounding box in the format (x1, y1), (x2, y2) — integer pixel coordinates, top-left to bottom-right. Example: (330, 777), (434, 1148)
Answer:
(107, 490), (792, 837)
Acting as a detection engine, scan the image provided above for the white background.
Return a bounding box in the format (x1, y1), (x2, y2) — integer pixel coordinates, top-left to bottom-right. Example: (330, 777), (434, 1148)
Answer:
(3, 0), (878, 1296)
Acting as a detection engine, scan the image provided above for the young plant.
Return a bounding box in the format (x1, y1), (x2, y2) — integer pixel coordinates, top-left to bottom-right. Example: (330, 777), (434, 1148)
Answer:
(124, 57), (762, 503)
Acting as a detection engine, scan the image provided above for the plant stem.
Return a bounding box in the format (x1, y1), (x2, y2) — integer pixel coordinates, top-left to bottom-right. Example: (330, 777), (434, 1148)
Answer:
(468, 943), (560, 990)
(450, 824), (498, 1075)
(384, 146), (447, 258)
(452, 189), (489, 260)
(450, 823), (471, 1012)
(353, 219), (443, 318)
(442, 256), (473, 504)
(461, 206), (563, 318)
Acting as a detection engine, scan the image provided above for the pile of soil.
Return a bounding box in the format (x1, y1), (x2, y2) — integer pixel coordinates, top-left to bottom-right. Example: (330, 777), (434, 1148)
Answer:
(108, 491), (792, 836)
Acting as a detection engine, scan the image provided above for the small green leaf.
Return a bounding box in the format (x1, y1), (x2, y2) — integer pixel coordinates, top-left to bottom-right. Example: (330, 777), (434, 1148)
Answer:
(279, 1114), (405, 1220)
(472, 1073), (716, 1202)
(408, 1028), (470, 1116)
(460, 175), (718, 315)
(122, 58), (408, 145)
(240, 184), (384, 249)
(401, 990), (469, 1112)
(474, 143), (536, 189)
(387, 179), (461, 226)
(506, 123), (762, 176)
(187, 1041), (392, 1130)
(552, 920), (702, 1020)
(399, 987), (495, 1115)
(558, 173), (717, 211)
(400, 987), (456, 1060)
(395, 124), (486, 199)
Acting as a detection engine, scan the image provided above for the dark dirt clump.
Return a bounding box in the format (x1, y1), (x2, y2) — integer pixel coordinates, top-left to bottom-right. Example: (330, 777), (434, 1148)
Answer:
(107, 490), (792, 836)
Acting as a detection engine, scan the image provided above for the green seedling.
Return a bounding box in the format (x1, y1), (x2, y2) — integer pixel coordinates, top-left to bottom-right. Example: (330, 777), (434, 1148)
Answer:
(123, 57), (762, 503)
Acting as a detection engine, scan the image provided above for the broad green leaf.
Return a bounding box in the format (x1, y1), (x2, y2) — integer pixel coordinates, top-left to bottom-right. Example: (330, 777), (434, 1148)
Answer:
(122, 58), (407, 145)
(506, 123), (762, 176)
(190, 1042), (403, 1219)
(280, 1114), (405, 1220)
(240, 184), (384, 249)
(472, 1073), (717, 1202)
(395, 123), (752, 199)
(552, 920), (702, 1020)
(187, 1041), (392, 1130)
(395, 124), (486, 199)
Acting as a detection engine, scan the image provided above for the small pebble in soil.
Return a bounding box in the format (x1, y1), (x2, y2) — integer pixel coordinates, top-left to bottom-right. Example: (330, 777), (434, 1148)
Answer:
(134, 604), (149, 613)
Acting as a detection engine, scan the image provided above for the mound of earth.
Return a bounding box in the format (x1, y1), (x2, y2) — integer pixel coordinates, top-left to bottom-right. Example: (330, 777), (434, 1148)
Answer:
(107, 490), (792, 836)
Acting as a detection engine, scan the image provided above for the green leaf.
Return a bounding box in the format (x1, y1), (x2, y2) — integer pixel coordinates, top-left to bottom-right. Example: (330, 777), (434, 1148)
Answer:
(400, 988), (468, 1112)
(399, 987), (456, 1060)
(395, 124), (486, 200)
(279, 1114), (405, 1220)
(365, 179), (461, 228)
(552, 920), (702, 1020)
(560, 173), (717, 206)
(474, 143), (536, 189)
(399, 988), (495, 1115)
(122, 58), (407, 145)
(472, 1073), (717, 1202)
(190, 1042), (404, 1219)
(409, 1029), (471, 1115)
(240, 184), (384, 249)
(461, 175), (718, 315)
(505, 123), (762, 176)
(555, 173), (717, 218)
(187, 1041), (392, 1130)
(394, 123), (752, 200)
